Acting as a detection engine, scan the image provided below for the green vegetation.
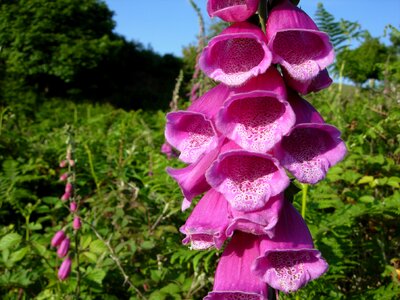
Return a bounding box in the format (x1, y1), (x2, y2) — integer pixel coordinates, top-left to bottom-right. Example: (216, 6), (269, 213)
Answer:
(0, 0), (399, 299)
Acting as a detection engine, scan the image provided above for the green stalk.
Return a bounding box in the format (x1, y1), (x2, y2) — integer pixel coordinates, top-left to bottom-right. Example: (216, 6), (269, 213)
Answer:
(301, 183), (308, 218)
(258, 0), (267, 34)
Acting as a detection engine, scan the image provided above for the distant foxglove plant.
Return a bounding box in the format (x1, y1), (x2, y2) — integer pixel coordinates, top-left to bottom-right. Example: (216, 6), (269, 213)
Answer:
(165, 0), (346, 297)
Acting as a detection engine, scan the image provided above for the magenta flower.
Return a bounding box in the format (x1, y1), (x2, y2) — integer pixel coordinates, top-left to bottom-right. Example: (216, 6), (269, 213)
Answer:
(253, 200), (328, 293)
(167, 146), (219, 203)
(286, 89), (324, 125)
(207, 0), (260, 22)
(266, 0), (334, 92)
(51, 230), (66, 247)
(59, 172), (68, 181)
(61, 192), (70, 202)
(283, 68), (333, 95)
(216, 69), (295, 153)
(165, 111), (219, 163)
(180, 189), (229, 250)
(70, 201), (77, 212)
(167, 139), (240, 204)
(65, 182), (73, 193)
(58, 257), (72, 281)
(187, 84), (231, 119)
(206, 150), (289, 212)
(226, 192), (284, 238)
(73, 216), (81, 230)
(205, 231), (267, 299)
(199, 22), (272, 86)
(274, 123), (347, 184)
(57, 237), (70, 258)
(161, 142), (175, 159)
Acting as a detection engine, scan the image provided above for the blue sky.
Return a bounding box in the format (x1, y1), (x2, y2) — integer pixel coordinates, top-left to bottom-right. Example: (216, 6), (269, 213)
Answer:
(104, 0), (400, 57)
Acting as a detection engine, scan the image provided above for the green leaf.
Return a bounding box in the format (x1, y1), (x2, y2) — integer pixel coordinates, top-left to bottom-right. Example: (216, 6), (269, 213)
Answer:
(80, 235), (92, 249)
(0, 233), (22, 250)
(89, 240), (108, 255)
(141, 240), (155, 250)
(85, 268), (106, 285)
(82, 251), (97, 263)
(358, 176), (374, 185)
(10, 247), (29, 263)
(31, 241), (47, 256)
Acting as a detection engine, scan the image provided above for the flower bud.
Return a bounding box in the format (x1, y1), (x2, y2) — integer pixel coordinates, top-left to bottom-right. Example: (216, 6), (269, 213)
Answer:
(68, 159), (75, 167)
(70, 201), (77, 212)
(59, 160), (67, 168)
(59, 172), (68, 181)
(61, 192), (71, 202)
(51, 230), (66, 247)
(73, 217), (81, 230)
(57, 237), (70, 258)
(65, 182), (73, 193)
(58, 257), (72, 281)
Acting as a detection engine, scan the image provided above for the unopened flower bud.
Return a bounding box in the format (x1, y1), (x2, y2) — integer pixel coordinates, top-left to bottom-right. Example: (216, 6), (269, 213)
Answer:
(51, 230), (66, 247)
(59, 173), (68, 181)
(57, 238), (70, 258)
(61, 192), (71, 202)
(65, 182), (73, 193)
(58, 257), (72, 281)
(70, 201), (77, 212)
(73, 217), (81, 230)
(68, 159), (75, 167)
(59, 160), (68, 168)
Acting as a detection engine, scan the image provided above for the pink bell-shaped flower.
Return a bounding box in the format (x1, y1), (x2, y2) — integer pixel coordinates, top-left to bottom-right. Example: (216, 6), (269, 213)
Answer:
(286, 89), (324, 125)
(167, 139), (240, 205)
(253, 200), (329, 293)
(199, 22), (272, 86)
(205, 231), (268, 299)
(51, 230), (66, 247)
(57, 237), (70, 258)
(266, 0), (334, 93)
(283, 68), (333, 95)
(165, 111), (219, 164)
(206, 150), (289, 212)
(216, 69), (295, 153)
(226, 192), (284, 238)
(274, 123), (347, 184)
(207, 0), (260, 22)
(180, 189), (229, 250)
(58, 257), (72, 281)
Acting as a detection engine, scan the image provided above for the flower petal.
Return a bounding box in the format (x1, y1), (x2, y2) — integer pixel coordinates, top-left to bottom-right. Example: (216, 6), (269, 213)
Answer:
(180, 189), (229, 250)
(274, 123), (347, 184)
(199, 22), (272, 86)
(165, 111), (219, 163)
(206, 150), (289, 211)
(207, 0), (260, 22)
(205, 232), (268, 299)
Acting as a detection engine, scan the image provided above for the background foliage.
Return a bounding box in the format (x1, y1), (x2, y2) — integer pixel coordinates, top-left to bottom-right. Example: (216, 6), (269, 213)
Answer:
(0, 0), (399, 299)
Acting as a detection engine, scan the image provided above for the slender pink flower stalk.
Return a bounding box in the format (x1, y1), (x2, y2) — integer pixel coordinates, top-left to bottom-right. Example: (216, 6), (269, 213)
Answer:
(58, 257), (72, 281)
(57, 237), (70, 258)
(199, 22), (272, 86)
(51, 230), (66, 247)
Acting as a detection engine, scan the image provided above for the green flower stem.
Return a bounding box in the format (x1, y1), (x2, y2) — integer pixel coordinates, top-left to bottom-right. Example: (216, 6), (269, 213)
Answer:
(301, 183), (308, 219)
(258, 0), (267, 34)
